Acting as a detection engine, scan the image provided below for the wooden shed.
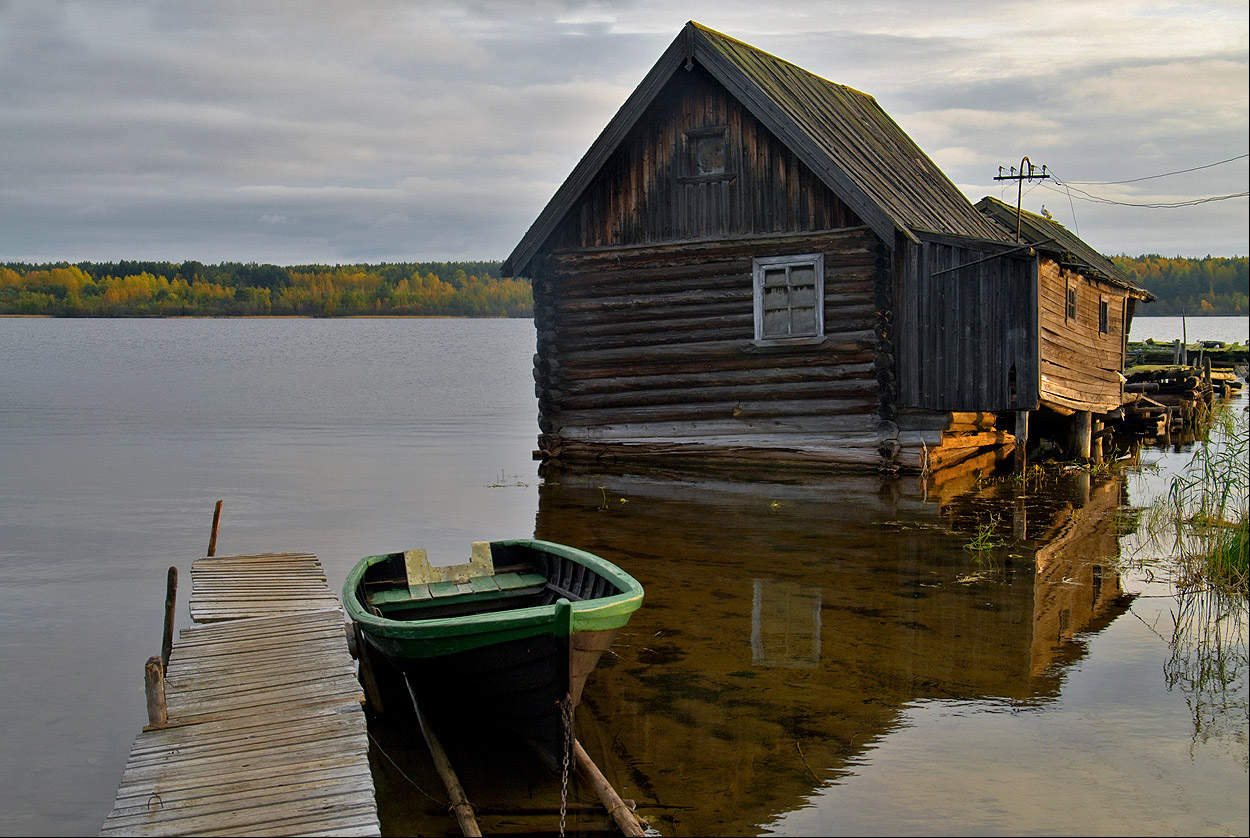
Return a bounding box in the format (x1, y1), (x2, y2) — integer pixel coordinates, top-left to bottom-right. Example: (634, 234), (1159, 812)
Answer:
(975, 197), (1154, 418)
(503, 21), (1140, 473)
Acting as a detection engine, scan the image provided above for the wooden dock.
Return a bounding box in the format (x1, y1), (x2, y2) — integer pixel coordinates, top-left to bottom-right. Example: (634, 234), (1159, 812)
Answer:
(101, 552), (380, 837)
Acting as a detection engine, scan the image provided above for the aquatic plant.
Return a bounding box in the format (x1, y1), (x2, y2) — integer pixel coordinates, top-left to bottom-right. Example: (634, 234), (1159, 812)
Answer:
(1147, 399), (1249, 592)
(963, 513), (1005, 553)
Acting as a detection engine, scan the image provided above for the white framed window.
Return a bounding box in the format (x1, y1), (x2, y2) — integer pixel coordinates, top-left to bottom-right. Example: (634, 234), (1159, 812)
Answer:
(753, 253), (824, 342)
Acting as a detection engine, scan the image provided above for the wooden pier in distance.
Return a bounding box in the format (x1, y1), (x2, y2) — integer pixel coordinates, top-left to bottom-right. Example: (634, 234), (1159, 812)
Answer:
(101, 551), (380, 837)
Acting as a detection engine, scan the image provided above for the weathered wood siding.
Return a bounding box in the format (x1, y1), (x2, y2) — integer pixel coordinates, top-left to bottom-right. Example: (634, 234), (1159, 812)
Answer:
(897, 235), (1040, 412)
(533, 229), (892, 467)
(1037, 258), (1128, 413)
(544, 65), (862, 249)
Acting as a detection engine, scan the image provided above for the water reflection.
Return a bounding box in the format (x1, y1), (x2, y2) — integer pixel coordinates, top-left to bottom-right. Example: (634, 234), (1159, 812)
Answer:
(526, 463), (1135, 835)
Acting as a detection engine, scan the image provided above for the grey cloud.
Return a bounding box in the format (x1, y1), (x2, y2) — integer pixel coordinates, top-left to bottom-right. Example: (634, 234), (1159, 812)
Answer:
(0, 0), (1245, 264)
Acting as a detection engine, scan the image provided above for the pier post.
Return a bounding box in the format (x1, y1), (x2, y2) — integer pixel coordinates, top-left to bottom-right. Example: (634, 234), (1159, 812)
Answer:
(207, 500), (223, 557)
(161, 566), (177, 671)
(144, 656), (167, 727)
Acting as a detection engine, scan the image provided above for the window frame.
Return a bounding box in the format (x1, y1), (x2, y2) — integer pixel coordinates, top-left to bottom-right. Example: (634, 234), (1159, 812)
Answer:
(1065, 282), (1077, 322)
(752, 253), (825, 345)
(1098, 298), (1110, 334)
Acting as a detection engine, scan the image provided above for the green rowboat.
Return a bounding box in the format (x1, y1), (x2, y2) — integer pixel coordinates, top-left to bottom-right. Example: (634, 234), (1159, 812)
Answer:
(343, 538), (643, 767)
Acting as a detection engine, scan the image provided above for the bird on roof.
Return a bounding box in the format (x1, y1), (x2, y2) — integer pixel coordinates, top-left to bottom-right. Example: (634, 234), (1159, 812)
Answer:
(1041, 205), (1054, 220)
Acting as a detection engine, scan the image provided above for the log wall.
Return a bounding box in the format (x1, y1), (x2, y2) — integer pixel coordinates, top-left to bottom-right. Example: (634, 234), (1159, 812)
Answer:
(1037, 259), (1129, 413)
(533, 229), (895, 469)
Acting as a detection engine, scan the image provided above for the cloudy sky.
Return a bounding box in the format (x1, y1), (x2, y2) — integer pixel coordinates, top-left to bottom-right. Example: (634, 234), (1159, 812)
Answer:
(2, 0), (1246, 266)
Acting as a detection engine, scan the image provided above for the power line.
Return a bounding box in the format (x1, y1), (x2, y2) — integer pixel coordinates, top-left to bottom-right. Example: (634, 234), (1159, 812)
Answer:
(1061, 153), (1248, 185)
(1039, 178), (1249, 208)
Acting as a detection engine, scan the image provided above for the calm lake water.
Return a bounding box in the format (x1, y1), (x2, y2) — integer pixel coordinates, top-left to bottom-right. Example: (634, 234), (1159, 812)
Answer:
(0, 316), (1246, 836)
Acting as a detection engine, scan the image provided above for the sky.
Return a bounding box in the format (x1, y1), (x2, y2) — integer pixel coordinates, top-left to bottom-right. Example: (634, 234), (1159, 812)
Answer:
(1, 0), (1247, 266)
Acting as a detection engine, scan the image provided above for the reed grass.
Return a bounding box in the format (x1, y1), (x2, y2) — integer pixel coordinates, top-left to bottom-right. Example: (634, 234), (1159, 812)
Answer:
(1146, 399), (1249, 593)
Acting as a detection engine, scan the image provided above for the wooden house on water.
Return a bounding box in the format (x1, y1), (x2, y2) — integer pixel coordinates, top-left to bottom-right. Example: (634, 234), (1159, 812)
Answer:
(503, 21), (1151, 474)
(975, 196), (1154, 457)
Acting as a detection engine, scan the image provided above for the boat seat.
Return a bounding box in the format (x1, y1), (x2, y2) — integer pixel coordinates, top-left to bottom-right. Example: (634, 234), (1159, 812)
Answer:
(368, 572), (547, 609)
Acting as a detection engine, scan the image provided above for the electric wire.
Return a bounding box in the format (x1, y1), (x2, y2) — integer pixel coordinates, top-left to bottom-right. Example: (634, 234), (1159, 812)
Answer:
(1040, 154), (1250, 208)
(1061, 153), (1248, 185)
(1040, 179), (1248, 208)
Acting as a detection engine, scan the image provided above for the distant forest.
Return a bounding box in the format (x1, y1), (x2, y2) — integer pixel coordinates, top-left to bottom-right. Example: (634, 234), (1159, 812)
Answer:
(0, 260), (530, 317)
(1, 255), (1244, 318)
(1112, 254), (1247, 315)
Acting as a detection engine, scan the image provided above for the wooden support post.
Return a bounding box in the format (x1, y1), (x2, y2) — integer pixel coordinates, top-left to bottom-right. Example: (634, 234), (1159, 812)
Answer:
(144, 656), (167, 727)
(1072, 411), (1092, 460)
(573, 738), (646, 838)
(161, 566), (177, 671)
(207, 500), (223, 557)
(1013, 410), (1029, 472)
(405, 674), (480, 837)
(1091, 419), (1104, 464)
(1172, 339), (1181, 365)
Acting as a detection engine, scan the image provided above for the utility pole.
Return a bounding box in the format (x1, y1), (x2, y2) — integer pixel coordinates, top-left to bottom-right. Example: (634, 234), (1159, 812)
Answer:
(994, 157), (1050, 242)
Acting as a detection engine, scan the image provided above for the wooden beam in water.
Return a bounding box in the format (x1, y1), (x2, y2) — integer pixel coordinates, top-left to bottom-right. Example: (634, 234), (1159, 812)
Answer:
(574, 738), (646, 837)
(404, 673), (481, 838)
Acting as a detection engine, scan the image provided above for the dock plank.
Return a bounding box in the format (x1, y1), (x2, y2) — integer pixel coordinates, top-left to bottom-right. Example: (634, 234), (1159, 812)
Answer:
(101, 552), (380, 837)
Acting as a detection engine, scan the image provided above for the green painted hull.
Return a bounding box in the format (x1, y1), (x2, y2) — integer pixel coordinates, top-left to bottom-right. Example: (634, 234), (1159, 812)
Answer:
(343, 538), (644, 661)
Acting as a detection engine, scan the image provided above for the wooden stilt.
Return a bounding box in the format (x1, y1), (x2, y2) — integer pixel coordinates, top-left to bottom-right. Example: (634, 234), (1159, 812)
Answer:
(1072, 411), (1092, 460)
(573, 738), (646, 838)
(405, 674), (481, 838)
(1014, 410), (1029, 472)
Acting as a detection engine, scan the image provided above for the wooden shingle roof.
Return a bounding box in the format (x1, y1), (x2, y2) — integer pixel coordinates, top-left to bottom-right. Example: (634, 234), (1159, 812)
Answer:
(975, 195), (1154, 299)
(504, 21), (1010, 277)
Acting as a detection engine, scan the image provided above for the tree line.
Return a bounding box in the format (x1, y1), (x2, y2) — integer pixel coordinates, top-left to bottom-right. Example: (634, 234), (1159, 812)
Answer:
(1112, 254), (1247, 315)
(0, 260), (531, 317)
(1, 255), (1244, 318)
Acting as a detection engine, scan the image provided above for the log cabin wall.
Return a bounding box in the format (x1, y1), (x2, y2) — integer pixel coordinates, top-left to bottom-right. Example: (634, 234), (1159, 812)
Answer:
(532, 231), (893, 469)
(1037, 258), (1129, 414)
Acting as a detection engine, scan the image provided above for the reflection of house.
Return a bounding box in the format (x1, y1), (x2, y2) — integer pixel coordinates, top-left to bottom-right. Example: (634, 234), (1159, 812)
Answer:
(1027, 472), (1133, 674)
(505, 22), (1148, 474)
(533, 464), (1135, 835)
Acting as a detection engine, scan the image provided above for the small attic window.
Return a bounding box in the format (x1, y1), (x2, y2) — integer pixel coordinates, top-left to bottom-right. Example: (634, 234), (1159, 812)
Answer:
(681, 126), (733, 182)
(692, 133), (725, 175)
